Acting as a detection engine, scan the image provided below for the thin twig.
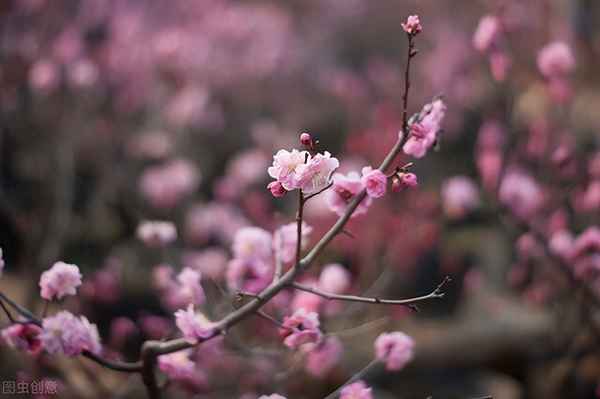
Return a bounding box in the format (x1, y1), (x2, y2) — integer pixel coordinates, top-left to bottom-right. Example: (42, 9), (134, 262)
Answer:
(291, 276), (450, 310)
(304, 182), (333, 201)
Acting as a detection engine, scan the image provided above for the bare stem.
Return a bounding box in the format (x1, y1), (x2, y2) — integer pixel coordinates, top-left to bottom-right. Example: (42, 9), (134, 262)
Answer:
(291, 276), (450, 310)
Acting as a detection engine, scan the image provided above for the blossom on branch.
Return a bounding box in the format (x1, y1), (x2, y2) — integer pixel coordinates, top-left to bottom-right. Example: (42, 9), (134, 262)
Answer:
(40, 311), (101, 356)
(401, 15), (422, 35)
(268, 149), (339, 194)
(403, 98), (447, 158)
(340, 380), (373, 399)
(361, 167), (387, 198)
(174, 304), (215, 344)
(326, 171), (372, 217)
(39, 261), (82, 301)
(2, 324), (43, 354)
(280, 308), (322, 349)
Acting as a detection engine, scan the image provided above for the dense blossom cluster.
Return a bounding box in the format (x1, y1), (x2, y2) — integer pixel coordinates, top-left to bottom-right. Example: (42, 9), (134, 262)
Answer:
(40, 311), (101, 356)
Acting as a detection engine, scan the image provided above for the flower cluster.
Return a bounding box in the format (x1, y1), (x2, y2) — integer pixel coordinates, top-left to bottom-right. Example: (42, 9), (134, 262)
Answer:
(40, 311), (101, 356)
(39, 262), (82, 301)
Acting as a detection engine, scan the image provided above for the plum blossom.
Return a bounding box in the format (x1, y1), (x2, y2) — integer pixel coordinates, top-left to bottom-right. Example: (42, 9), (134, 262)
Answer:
(268, 149), (339, 194)
(267, 181), (286, 197)
(268, 149), (308, 191)
(139, 159), (200, 209)
(473, 15), (501, 52)
(304, 336), (343, 377)
(441, 176), (481, 219)
(273, 222), (313, 264)
(232, 227), (273, 261)
(39, 261), (83, 301)
(136, 221), (177, 248)
(374, 331), (415, 371)
(361, 167), (387, 198)
(175, 267), (206, 306)
(549, 230), (574, 260)
(392, 172), (418, 191)
(498, 170), (544, 219)
(281, 308), (322, 349)
(175, 304), (215, 343)
(300, 132), (312, 146)
(537, 42), (575, 78)
(403, 99), (447, 158)
(401, 15), (422, 35)
(318, 264), (351, 294)
(2, 324), (43, 354)
(40, 311), (101, 356)
(340, 380), (373, 399)
(569, 227), (600, 276)
(327, 171), (372, 217)
(158, 350), (207, 393)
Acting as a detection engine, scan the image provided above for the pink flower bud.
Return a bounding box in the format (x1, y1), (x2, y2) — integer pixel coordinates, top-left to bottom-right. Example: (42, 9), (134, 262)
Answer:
(300, 132), (312, 146)
(267, 181), (287, 197)
(401, 15), (422, 35)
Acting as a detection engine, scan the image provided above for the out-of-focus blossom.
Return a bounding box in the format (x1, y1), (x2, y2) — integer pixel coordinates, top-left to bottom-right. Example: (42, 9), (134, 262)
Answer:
(340, 380), (373, 399)
(0, 248), (4, 277)
(158, 350), (208, 393)
(232, 227), (273, 261)
(138, 315), (172, 340)
(258, 395), (287, 399)
(40, 311), (101, 356)
(569, 227), (600, 276)
(304, 336), (343, 377)
(318, 264), (351, 294)
(139, 159), (200, 209)
(273, 222), (313, 264)
(549, 230), (574, 260)
(226, 258), (272, 294)
(290, 289), (323, 313)
(374, 331), (415, 371)
(473, 15), (501, 52)
(401, 15), (422, 35)
(498, 170), (544, 219)
(403, 99), (447, 158)
(441, 176), (480, 218)
(489, 51), (511, 82)
(29, 59), (59, 93)
(579, 181), (600, 212)
(361, 167), (387, 198)
(128, 132), (173, 160)
(2, 324), (43, 354)
(537, 42), (575, 78)
(68, 59), (99, 88)
(175, 304), (215, 344)
(39, 262), (82, 301)
(185, 202), (249, 245)
(327, 171), (372, 217)
(281, 308), (322, 349)
(136, 221), (177, 248)
(175, 267), (206, 306)
(182, 248), (228, 280)
(153, 264), (175, 291)
(109, 317), (138, 349)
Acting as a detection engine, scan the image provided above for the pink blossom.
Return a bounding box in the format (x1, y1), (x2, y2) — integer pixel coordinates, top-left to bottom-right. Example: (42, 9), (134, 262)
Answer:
(441, 176), (480, 219)
(473, 15), (501, 52)
(2, 324), (43, 354)
(340, 380), (373, 399)
(401, 15), (422, 35)
(318, 264), (351, 294)
(374, 331), (415, 371)
(537, 41), (575, 78)
(158, 350), (208, 393)
(361, 167), (387, 198)
(281, 308), (322, 349)
(232, 227), (273, 261)
(579, 181), (600, 212)
(392, 172), (418, 191)
(109, 317), (138, 349)
(174, 304), (215, 344)
(29, 59), (59, 93)
(273, 222), (313, 264)
(152, 264), (175, 291)
(570, 227), (600, 266)
(39, 261), (82, 301)
(498, 170), (544, 219)
(226, 257), (272, 294)
(139, 159), (200, 209)
(267, 181), (287, 197)
(40, 311), (101, 356)
(175, 267), (206, 306)
(259, 395), (287, 399)
(268, 149), (309, 191)
(549, 230), (574, 260)
(182, 248), (228, 280)
(136, 221), (177, 248)
(326, 171), (372, 217)
(403, 99), (447, 158)
(295, 151), (340, 195)
(304, 336), (343, 377)
(489, 51), (511, 82)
